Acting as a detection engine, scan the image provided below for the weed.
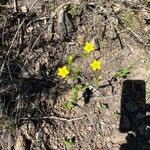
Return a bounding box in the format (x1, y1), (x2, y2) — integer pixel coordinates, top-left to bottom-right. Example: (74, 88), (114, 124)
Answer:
(64, 138), (75, 150)
(57, 40), (102, 110)
(0, 119), (16, 133)
(113, 111), (120, 118)
(144, 0), (150, 6)
(115, 67), (130, 79)
(68, 4), (80, 18)
(98, 103), (109, 112)
(64, 84), (86, 110)
(64, 101), (74, 110)
(121, 10), (140, 29)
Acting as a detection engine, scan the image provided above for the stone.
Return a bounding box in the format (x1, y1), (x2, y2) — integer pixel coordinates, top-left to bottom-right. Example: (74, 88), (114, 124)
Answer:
(77, 34), (84, 45)
(77, 99), (85, 107)
(90, 37), (100, 50)
(14, 134), (26, 150)
(111, 130), (127, 144)
(122, 46), (132, 57)
(21, 6), (28, 13)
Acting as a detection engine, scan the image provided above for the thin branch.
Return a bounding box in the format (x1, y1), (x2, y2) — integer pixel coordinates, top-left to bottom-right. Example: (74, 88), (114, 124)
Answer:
(19, 116), (84, 122)
(13, 0), (17, 12)
(127, 27), (150, 46)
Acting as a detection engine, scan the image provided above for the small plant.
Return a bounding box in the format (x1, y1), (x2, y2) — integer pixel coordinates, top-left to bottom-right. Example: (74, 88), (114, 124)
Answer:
(64, 84), (86, 110)
(64, 138), (75, 150)
(68, 4), (80, 18)
(57, 40), (102, 110)
(64, 101), (74, 110)
(98, 103), (109, 112)
(121, 10), (140, 29)
(144, 0), (150, 6)
(115, 67), (130, 79)
(113, 111), (120, 118)
(92, 76), (101, 87)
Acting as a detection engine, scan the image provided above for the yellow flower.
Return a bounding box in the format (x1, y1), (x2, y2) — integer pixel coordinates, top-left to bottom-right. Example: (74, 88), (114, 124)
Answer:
(58, 66), (70, 78)
(83, 41), (95, 54)
(90, 60), (102, 71)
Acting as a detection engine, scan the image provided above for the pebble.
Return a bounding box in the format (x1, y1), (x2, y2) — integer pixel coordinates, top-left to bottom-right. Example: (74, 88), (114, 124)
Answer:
(77, 34), (85, 45)
(77, 99), (85, 107)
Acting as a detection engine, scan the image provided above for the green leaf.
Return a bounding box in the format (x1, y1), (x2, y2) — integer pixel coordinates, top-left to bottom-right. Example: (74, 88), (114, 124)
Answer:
(113, 111), (121, 118)
(99, 103), (109, 112)
(67, 55), (74, 64)
(115, 67), (130, 79)
(64, 101), (74, 110)
(68, 4), (80, 18)
(64, 139), (75, 150)
(92, 76), (101, 87)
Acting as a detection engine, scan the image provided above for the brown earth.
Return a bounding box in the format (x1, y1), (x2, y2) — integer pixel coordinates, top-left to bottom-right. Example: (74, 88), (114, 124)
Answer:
(0, 0), (150, 150)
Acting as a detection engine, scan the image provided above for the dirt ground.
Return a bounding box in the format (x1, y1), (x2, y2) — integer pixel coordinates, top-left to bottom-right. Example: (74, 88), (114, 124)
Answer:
(0, 0), (150, 150)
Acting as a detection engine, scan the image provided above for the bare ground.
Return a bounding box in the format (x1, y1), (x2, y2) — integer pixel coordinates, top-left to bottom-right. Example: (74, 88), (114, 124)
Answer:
(0, 0), (150, 150)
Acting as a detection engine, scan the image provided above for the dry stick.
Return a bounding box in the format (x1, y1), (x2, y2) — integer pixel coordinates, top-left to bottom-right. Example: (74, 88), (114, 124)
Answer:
(8, 134), (12, 150)
(126, 27), (150, 46)
(30, 32), (43, 52)
(20, 116), (84, 122)
(13, 0), (17, 12)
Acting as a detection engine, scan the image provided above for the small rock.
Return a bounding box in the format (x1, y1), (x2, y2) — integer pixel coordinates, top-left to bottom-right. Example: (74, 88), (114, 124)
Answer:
(100, 121), (112, 136)
(111, 130), (127, 144)
(90, 37), (100, 50)
(26, 27), (34, 33)
(77, 99), (85, 107)
(87, 125), (93, 131)
(77, 34), (84, 45)
(110, 16), (118, 26)
(21, 6), (28, 13)
(144, 24), (150, 32)
(14, 134), (26, 150)
(112, 4), (122, 13)
(126, 101), (138, 112)
(122, 46), (132, 57)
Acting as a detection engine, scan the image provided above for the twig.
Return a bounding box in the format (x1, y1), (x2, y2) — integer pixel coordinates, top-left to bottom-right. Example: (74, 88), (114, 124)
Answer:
(19, 116), (84, 122)
(30, 32), (42, 51)
(0, 5), (13, 8)
(2, 18), (7, 46)
(8, 134), (12, 150)
(127, 27), (150, 46)
(13, 0), (17, 12)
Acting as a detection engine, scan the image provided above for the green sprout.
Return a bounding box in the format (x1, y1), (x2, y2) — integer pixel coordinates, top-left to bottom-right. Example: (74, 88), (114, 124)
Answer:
(64, 138), (75, 150)
(68, 4), (80, 18)
(64, 101), (74, 110)
(115, 67), (130, 79)
(98, 103), (109, 112)
(113, 111), (121, 118)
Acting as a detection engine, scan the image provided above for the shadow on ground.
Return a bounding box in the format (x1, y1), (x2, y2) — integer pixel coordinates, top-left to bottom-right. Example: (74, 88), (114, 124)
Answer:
(120, 80), (150, 150)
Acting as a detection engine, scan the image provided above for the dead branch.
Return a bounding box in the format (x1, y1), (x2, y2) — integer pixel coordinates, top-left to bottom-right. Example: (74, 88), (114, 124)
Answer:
(19, 116), (84, 122)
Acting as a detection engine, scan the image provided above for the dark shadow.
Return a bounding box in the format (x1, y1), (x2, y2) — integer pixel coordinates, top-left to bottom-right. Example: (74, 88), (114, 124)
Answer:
(120, 80), (150, 150)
